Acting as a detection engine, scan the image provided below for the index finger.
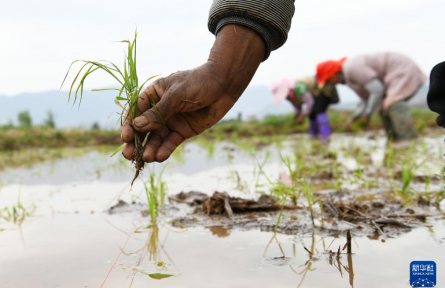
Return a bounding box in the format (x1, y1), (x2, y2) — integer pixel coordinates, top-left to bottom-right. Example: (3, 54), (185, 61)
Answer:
(138, 78), (165, 115)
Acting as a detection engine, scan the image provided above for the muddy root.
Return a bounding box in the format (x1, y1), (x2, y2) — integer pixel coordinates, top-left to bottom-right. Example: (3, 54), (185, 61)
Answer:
(131, 135), (145, 189)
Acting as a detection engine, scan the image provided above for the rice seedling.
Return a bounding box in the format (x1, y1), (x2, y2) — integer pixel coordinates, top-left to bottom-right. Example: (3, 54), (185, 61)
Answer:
(143, 172), (167, 223)
(385, 140), (394, 172)
(392, 155), (429, 202)
(232, 136), (258, 155)
(194, 138), (215, 159)
(259, 153), (302, 206)
(170, 142), (186, 163)
(0, 204), (30, 225)
(331, 159), (343, 191)
(300, 179), (314, 225)
(421, 176), (433, 204)
(61, 32), (158, 188)
(351, 164), (363, 185)
(255, 152), (271, 193)
(146, 223), (160, 261)
(279, 154), (299, 204)
(0, 191), (34, 225)
(274, 204), (285, 234)
(400, 163), (415, 196)
(351, 163), (377, 191)
(433, 189), (445, 206)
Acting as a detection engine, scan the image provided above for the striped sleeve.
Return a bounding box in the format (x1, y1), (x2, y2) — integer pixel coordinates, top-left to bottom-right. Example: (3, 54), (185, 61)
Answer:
(208, 0), (295, 61)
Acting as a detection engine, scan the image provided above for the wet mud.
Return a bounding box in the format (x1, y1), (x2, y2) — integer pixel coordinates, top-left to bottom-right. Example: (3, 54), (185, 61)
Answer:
(2, 134), (445, 287)
(108, 188), (442, 240)
(169, 191), (438, 238)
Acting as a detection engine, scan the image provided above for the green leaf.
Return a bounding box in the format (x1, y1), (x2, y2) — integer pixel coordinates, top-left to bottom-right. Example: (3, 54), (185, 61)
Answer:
(141, 133), (149, 146)
(130, 267), (174, 280)
(91, 88), (121, 91)
(115, 96), (128, 101)
(110, 144), (124, 157)
(148, 273), (174, 280)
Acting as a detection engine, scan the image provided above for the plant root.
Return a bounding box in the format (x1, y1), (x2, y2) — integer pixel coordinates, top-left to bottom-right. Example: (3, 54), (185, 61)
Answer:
(131, 135), (145, 189)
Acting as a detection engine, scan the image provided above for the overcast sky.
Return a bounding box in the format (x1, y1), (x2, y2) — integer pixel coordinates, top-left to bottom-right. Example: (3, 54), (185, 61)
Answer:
(1, 0), (443, 96)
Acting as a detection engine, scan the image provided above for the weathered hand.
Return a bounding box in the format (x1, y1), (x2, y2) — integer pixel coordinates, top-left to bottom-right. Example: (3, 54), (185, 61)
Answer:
(121, 66), (238, 162)
(121, 24), (265, 163)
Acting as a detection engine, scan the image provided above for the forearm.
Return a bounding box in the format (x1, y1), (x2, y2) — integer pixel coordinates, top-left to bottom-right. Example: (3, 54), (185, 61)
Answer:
(352, 100), (367, 119)
(301, 92), (314, 115)
(364, 78), (385, 115)
(284, 97), (300, 114)
(207, 24), (265, 99)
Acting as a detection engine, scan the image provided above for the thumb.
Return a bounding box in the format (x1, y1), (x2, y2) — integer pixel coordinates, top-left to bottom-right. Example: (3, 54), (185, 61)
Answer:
(132, 95), (175, 133)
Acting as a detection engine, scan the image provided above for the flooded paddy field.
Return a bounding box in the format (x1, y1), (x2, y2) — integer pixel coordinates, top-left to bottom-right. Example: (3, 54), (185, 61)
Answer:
(1, 132), (445, 287)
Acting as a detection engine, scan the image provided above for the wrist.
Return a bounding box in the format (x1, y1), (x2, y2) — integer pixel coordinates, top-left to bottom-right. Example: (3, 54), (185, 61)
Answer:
(206, 24), (265, 99)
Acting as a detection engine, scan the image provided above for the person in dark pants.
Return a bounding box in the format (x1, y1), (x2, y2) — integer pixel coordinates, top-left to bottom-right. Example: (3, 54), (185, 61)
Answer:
(308, 84), (339, 143)
(428, 61), (445, 128)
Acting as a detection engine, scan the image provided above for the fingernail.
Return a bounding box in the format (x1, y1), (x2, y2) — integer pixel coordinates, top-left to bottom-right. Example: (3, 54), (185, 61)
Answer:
(133, 117), (148, 128)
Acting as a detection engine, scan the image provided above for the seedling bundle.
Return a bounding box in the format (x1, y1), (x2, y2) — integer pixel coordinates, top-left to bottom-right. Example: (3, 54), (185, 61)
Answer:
(62, 32), (157, 187)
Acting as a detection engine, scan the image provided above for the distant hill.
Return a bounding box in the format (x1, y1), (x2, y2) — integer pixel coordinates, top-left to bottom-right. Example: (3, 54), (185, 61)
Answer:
(0, 87), (289, 128)
(1, 84), (427, 128)
(0, 90), (121, 129)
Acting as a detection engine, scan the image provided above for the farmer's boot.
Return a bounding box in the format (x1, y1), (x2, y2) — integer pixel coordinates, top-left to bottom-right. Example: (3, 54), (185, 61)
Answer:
(309, 118), (319, 139)
(316, 113), (332, 142)
(386, 101), (417, 140)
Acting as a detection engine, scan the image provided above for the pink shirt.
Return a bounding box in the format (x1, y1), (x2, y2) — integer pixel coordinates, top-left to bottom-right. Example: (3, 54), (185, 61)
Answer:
(342, 52), (427, 111)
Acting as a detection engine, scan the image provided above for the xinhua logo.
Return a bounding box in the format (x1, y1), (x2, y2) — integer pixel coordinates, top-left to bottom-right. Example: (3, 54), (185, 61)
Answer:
(410, 261), (436, 287)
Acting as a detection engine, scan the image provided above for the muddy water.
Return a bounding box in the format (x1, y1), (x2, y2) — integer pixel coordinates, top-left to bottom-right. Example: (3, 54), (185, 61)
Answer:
(2, 214), (445, 287)
(1, 134), (445, 287)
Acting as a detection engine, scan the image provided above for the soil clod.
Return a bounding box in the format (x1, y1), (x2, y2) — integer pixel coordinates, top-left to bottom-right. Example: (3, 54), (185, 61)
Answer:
(203, 192), (281, 216)
(169, 190), (438, 238)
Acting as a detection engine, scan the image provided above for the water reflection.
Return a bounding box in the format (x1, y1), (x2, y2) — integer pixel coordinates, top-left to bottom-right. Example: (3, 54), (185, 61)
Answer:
(1, 134), (445, 287)
(206, 225), (231, 238)
(264, 232), (355, 288)
(100, 217), (182, 286)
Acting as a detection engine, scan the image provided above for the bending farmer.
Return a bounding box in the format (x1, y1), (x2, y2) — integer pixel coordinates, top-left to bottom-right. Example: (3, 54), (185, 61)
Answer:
(270, 76), (339, 142)
(317, 52), (427, 140)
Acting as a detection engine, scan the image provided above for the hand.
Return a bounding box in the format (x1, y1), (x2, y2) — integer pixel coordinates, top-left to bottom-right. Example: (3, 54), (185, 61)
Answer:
(344, 119), (354, 131)
(360, 115), (370, 126)
(121, 24), (265, 163)
(297, 113), (307, 124)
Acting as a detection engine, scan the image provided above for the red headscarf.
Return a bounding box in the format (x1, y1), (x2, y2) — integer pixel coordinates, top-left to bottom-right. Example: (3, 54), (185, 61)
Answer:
(316, 57), (347, 85)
